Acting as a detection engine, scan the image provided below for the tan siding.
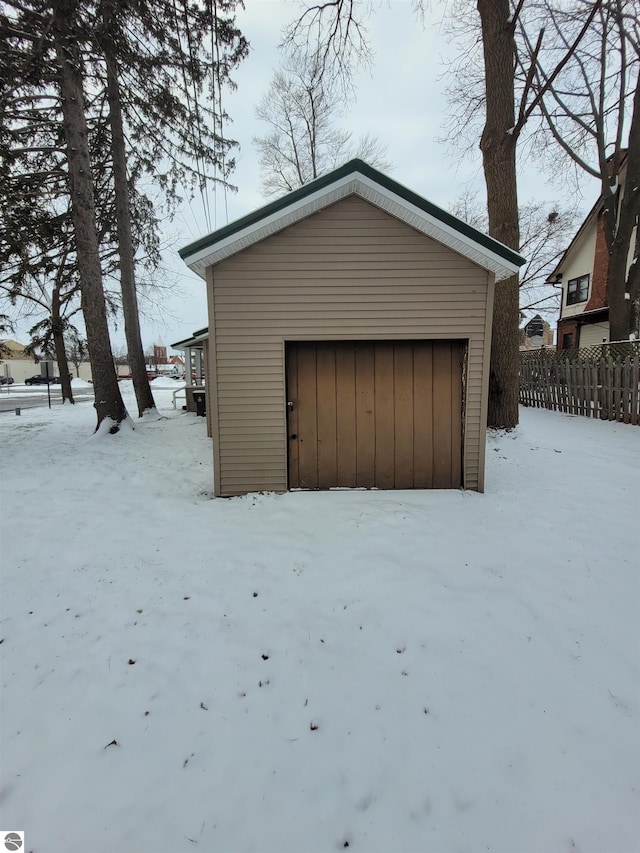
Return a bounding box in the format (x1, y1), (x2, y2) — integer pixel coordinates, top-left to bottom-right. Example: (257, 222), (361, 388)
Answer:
(210, 195), (492, 497)
(206, 266), (221, 489)
(476, 272), (495, 492)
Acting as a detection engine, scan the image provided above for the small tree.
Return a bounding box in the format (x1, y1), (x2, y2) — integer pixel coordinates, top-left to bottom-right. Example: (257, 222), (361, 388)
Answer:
(450, 191), (580, 316)
(67, 333), (88, 378)
(254, 55), (389, 197)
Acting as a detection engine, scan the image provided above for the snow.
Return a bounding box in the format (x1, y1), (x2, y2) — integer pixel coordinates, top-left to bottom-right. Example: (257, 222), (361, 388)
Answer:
(1, 385), (639, 853)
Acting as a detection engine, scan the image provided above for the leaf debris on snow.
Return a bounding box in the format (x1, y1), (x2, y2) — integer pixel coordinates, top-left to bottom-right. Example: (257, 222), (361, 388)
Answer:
(1, 386), (637, 853)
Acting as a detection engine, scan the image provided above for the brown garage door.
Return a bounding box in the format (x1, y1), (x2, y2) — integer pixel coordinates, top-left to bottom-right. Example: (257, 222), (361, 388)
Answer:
(286, 340), (464, 490)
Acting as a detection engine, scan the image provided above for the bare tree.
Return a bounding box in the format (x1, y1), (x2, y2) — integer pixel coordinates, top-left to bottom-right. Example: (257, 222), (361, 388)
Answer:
(436, 0), (600, 424)
(282, 0), (372, 94)
(474, 0), (522, 428)
(451, 190), (579, 316)
(280, 0), (600, 427)
(67, 334), (88, 378)
(475, 0), (599, 425)
(518, 0), (640, 341)
(254, 55), (389, 197)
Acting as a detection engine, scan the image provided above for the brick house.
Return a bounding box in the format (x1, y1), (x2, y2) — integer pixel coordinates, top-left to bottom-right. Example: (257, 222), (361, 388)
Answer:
(552, 155), (636, 350)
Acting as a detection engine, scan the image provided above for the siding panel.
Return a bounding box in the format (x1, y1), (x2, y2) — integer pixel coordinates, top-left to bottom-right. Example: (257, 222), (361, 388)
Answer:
(210, 195), (492, 496)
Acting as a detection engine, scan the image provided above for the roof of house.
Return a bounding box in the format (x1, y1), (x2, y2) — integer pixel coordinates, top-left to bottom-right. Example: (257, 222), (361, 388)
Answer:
(180, 159), (526, 282)
(171, 327), (208, 350)
(0, 339), (31, 359)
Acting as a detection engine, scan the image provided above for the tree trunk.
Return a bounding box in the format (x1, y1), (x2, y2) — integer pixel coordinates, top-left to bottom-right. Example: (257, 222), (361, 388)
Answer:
(607, 74), (640, 342)
(478, 0), (521, 429)
(608, 240), (632, 342)
(52, 0), (128, 431)
(103, 18), (156, 417)
(51, 283), (74, 403)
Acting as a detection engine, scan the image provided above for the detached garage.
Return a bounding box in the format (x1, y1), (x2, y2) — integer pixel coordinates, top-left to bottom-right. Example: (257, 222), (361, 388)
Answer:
(180, 160), (525, 497)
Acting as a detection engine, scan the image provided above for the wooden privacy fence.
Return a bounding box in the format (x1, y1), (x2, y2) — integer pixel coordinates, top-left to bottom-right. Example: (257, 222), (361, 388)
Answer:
(520, 346), (640, 425)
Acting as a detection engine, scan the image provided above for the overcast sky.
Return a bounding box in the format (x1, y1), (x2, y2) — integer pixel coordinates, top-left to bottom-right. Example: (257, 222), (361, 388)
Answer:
(9, 0), (599, 354)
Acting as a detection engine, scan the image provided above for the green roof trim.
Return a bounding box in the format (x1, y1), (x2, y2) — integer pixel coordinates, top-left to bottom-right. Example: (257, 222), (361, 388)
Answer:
(179, 159), (526, 269)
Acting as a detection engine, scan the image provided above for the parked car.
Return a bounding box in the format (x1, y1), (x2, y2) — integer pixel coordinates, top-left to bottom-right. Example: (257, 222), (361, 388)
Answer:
(24, 375), (62, 385)
(0, 376), (14, 385)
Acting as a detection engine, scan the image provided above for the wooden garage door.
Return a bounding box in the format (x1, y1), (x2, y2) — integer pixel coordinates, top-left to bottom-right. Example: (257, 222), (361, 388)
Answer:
(286, 341), (464, 490)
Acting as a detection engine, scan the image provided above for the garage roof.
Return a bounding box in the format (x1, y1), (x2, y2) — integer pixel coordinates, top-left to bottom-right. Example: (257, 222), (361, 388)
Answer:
(180, 159), (526, 282)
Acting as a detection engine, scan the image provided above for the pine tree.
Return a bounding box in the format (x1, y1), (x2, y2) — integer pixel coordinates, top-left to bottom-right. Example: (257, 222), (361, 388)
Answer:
(2, 0), (248, 428)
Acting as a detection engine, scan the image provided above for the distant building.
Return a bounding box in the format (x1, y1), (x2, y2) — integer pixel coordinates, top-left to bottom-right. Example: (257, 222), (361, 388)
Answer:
(1, 339), (93, 382)
(1, 339), (31, 360)
(0, 339), (38, 384)
(519, 314), (554, 350)
(154, 337), (167, 365)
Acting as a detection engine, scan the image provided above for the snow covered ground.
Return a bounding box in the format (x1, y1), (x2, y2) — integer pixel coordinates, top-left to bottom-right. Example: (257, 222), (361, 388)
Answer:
(1, 380), (638, 853)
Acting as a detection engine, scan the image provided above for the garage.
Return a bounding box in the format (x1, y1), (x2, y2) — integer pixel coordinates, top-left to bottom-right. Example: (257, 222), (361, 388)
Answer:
(179, 159), (525, 497)
(286, 340), (464, 490)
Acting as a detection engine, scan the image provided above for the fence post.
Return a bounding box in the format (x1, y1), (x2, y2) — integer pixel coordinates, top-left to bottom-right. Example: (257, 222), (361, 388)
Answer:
(631, 356), (640, 425)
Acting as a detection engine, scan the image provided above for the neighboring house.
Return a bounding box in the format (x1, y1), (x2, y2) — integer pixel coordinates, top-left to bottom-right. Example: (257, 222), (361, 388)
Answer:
(0, 338), (93, 382)
(0, 339), (38, 384)
(170, 328), (207, 413)
(179, 159), (525, 497)
(552, 155), (636, 350)
(519, 313), (555, 350)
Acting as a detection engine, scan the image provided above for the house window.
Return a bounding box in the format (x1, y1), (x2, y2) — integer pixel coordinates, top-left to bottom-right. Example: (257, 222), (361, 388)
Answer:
(562, 333), (574, 349)
(567, 275), (589, 305)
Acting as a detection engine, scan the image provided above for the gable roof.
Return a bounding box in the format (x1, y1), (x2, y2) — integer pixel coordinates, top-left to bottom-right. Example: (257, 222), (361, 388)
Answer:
(0, 339), (32, 359)
(180, 160), (526, 282)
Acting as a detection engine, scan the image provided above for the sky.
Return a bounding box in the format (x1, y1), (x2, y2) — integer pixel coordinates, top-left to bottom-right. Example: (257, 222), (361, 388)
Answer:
(6, 0), (598, 354)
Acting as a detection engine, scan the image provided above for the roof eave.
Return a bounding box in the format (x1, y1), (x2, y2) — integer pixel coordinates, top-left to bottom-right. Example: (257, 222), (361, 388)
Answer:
(180, 161), (525, 282)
